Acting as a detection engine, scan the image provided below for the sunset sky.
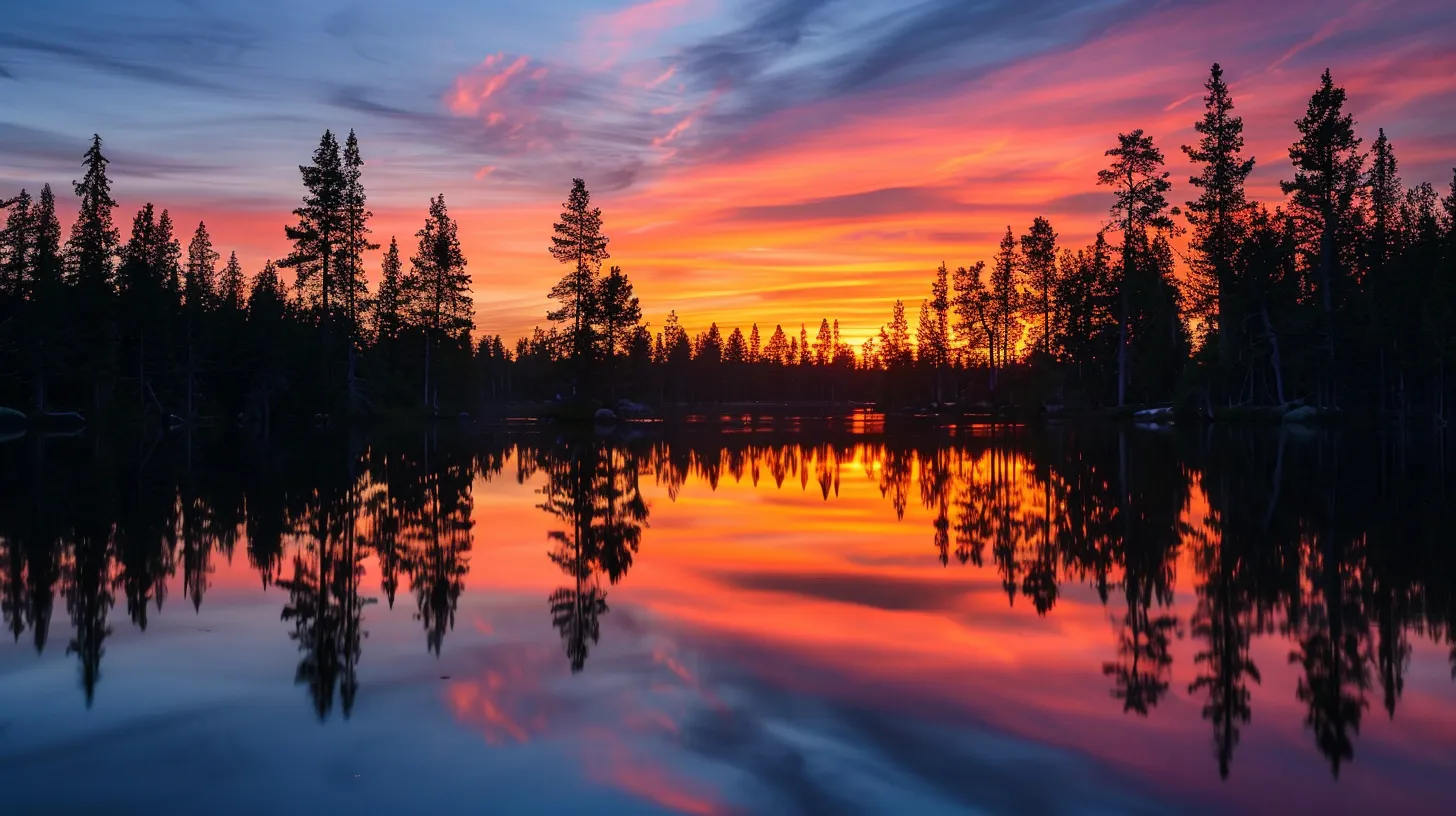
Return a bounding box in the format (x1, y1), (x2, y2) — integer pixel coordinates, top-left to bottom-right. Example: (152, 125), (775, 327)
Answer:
(3, 0), (1455, 345)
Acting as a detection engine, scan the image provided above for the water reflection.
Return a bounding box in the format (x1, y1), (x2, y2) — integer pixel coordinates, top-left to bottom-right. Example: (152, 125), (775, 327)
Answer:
(0, 425), (1453, 788)
(537, 438), (650, 672)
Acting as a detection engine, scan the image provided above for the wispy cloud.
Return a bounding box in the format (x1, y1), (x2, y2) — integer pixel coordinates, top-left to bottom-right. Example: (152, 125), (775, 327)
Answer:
(2, 0), (1453, 343)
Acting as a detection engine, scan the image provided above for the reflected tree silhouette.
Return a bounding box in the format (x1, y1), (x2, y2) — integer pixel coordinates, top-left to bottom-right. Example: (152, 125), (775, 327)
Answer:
(1102, 431), (1185, 716)
(1, 533), (22, 643)
(1287, 443), (1372, 778)
(278, 444), (376, 720)
(879, 446), (913, 521)
(65, 465), (116, 707)
(407, 438), (474, 655)
(1022, 468), (1061, 615)
(1, 423), (1454, 779)
(538, 436), (649, 672)
(1187, 484), (1262, 780)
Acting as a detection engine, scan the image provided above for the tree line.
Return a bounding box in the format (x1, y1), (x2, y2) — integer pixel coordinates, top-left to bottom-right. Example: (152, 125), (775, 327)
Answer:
(4, 64), (1455, 421)
(0, 130), (474, 427)
(517, 64), (1456, 417)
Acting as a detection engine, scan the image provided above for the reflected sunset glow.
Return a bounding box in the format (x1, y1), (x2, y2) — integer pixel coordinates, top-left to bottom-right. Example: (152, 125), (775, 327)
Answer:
(3, 428), (1454, 812)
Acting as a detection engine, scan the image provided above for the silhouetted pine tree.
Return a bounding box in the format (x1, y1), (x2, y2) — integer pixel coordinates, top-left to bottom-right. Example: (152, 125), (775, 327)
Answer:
(596, 264), (641, 366)
(182, 221), (219, 419)
(406, 194), (472, 411)
(1021, 217), (1058, 357)
(1282, 70), (1364, 407)
(953, 260), (994, 390)
(1099, 130), (1176, 406)
(66, 134), (122, 412)
(116, 204), (170, 418)
(548, 178), (610, 392)
(1053, 232), (1117, 399)
(374, 236), (404, 345)
(26, 185), (65, 411)
(246, 260), (288, 431)
(338, 129), (377, 337)
(725, 327), (747, 363)
(219, 251), (245, 313)
(283, 130), (346, 322)
(0, 189), (33, 310)
(991, 228), (1023, 378)
(153, 209), (181, 296)
(1236, 206), (1299, 405)
(1183, 63), (1255, 375)
(1364, 128), (1402, 411)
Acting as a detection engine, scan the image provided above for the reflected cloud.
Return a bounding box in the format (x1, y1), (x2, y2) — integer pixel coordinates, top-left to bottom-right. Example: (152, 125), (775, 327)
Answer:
(3, 426), (1456, 810)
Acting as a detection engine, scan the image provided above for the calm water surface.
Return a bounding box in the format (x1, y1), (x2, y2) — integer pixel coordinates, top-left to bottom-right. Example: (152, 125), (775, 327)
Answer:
(1, 424), (1454, 814)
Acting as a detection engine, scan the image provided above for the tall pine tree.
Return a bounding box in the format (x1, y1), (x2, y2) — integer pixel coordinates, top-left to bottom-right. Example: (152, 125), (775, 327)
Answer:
(548, 178), (610, 386)
(219, 251), (245, 313)
(338, 129), (377, 336)
(67, 135), (120, 300)
(1281, 69), (1363, 406)
(1183, 63), (1255, 369)
(1021, 217), (1058, 357)
(1099, 129), (1175, 406)
(26, 185), (65, 410)
(374, 236), (404, 345)
(282, 130), (346, 322)
(596, 265), (641, 363)
(66, 134), (121, 410)
(407, 195), (472, 410)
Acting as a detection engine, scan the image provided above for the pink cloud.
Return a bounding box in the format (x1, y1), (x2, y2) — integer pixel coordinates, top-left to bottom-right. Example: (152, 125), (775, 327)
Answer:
(652, 111), (696, 147)
(645, 64), (677, 90)
(590, 0), (714, 68)
(447, 53), (531, 117)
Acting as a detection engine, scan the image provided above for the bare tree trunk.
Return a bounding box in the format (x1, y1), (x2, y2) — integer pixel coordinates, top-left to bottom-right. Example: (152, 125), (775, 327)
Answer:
(423, 332), (432, 413)
(347, 341), (358, 412)
(1260, 303), (1286, 406)
(1318, 212), (1337, 409)
(187, 328), (195, 422)
(1118, 289), (1129, 408)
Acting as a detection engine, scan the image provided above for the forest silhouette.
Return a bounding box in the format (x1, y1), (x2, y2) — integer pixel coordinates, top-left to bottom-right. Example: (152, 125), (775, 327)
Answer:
(3, 65), (1456, 423)
(1, 424), (1452, 782)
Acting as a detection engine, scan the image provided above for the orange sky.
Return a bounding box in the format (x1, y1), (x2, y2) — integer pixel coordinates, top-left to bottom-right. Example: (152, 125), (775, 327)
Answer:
(5, 0), (1455, 348)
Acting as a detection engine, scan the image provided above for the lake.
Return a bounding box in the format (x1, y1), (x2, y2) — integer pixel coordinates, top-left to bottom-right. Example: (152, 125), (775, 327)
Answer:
(1, 423), (1453, 814)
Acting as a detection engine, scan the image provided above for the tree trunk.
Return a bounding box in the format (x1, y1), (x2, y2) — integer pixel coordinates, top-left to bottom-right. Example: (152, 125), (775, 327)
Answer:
(1118, 286), (1129, 408)
(1318, 210), (1337, 408)
(187, 336), (195, 421)
(347, 341), (358, 413)
(1260, 303), (1286, 406)
(423, 332), (432, 413)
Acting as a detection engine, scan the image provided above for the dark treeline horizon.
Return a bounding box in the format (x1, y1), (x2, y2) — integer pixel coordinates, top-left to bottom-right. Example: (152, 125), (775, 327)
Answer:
(1, 424), (1452, 781)
(3, 64), (1456, 424)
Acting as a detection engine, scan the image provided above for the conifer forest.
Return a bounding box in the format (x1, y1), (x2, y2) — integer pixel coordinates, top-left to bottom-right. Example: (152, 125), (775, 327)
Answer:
(4, 65), (1455, 427)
